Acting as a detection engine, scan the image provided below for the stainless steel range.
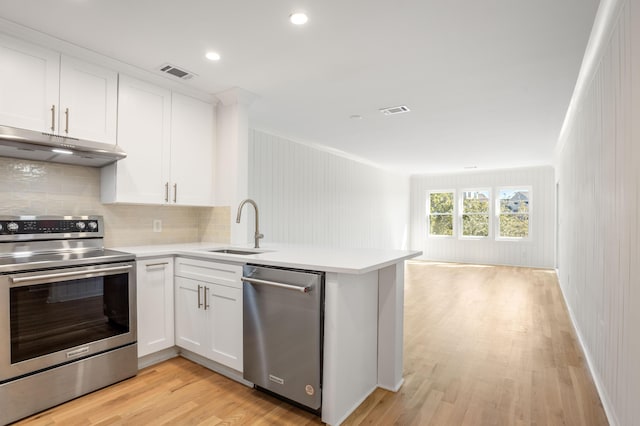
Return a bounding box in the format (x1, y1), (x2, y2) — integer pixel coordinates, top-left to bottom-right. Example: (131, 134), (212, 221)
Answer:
(0, 216), (137, 425)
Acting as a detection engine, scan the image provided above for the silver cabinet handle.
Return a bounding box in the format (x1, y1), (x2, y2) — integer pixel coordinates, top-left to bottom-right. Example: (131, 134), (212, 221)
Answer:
(197, 284), (202, 308)
(145, 262), (169, 268)
(242, 276), (310, 293)
(204, 286), (209, 310)
(11, 265), (132, 286)
(165, 182), (169, 203)
(50, 105), (55, 132)
(173, 183), (177, 203)
(64, 108), (69, 134)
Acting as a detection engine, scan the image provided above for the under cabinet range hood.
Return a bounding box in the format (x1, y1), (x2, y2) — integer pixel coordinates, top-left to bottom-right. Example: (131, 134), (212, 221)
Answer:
(0, 125), (126, 167)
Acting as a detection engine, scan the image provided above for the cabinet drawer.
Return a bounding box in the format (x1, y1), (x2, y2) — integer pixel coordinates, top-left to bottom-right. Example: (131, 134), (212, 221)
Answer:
(175, 257), (243, 288)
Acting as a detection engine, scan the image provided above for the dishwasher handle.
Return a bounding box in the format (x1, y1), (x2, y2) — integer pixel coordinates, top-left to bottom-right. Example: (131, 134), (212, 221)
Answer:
(242, 276), (311, 293)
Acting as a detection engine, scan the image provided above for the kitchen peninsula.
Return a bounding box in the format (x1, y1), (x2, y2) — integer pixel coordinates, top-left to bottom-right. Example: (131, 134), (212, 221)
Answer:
(122, 243), (421, 426)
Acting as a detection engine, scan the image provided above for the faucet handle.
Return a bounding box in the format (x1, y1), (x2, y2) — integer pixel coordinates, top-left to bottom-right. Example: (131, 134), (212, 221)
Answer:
(254, 233), (264, 249)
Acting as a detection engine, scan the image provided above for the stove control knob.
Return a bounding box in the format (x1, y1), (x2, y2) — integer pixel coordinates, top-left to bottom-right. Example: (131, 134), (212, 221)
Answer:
(7, 222), (19, 232)
(76, 221), (86, 231)
(87, 221), (98, 231)
(0, 224), (3, 231)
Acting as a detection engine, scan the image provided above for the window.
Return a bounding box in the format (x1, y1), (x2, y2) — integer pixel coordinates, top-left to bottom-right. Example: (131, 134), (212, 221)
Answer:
(498, 187), (530, 238)
(428, 190), (455, 236)
(461, 190), (490, 237)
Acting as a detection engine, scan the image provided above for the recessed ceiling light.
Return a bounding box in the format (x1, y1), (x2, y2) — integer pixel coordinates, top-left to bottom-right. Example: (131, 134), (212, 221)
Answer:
(350, 115), (363, 120)
(205, 52), (221, 61)
(289, 12), (308, 25)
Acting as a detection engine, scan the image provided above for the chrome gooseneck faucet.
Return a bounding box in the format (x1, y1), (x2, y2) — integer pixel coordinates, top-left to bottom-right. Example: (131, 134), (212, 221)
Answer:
(236, 198), (264, 248)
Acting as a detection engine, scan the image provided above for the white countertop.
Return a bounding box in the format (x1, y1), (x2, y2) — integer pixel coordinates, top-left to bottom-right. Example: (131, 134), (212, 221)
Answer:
(113, 242), (421, 274)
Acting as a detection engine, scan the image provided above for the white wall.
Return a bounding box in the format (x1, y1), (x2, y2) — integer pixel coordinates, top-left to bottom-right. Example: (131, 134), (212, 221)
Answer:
(555, 0), (640, 424)
(215, 88), (255, 246)
(248, 129), (410, 249)
(410, 166), (555, 268)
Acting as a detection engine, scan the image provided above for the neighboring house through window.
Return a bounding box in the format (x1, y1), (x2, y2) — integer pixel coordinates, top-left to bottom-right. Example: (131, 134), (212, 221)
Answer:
(497, 187), (531, 238)
(428, 190), (455, 237)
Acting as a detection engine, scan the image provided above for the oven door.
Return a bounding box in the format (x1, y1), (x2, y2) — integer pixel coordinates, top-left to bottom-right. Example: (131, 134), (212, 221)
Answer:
(0, 261), (136, 382)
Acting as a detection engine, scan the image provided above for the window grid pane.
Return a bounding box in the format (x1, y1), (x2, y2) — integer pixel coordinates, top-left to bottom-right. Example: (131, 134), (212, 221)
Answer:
(462, 190), (490, 237)
(430, 215), (453, 236)
(462, 214), (489, 237)
(428, 191), (454, 236)
(430, 192), (454, 214)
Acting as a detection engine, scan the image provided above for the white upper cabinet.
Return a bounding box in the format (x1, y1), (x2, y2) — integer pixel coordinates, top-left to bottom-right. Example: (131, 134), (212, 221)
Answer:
(0, 34), (59, 132)
(58, 55), (118, 143)
(0, 34), (117, 143)
(101, 75), (215, 206)
(170, 93), (215, 206)
(102, 75), (171, 204)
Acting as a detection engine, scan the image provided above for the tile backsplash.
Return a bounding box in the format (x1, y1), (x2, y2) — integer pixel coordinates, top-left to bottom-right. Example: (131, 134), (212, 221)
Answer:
(0, 157), (230, 247)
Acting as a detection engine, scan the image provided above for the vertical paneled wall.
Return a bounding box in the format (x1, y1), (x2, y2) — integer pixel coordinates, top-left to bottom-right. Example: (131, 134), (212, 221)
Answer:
(555, 0), (639, 424)
(410, 166), (555, 268)
(248, 130), (410, 249)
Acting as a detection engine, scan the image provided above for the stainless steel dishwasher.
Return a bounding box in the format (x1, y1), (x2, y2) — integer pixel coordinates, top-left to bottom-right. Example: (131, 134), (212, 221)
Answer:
(242, 264), (324, 413)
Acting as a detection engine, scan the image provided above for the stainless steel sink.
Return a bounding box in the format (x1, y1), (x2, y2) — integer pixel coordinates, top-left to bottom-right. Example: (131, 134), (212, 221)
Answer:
(207, 248), (261, 255)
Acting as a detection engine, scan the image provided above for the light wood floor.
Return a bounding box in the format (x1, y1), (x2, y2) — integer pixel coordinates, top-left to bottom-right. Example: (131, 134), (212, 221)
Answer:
(18, 262), (607, 425)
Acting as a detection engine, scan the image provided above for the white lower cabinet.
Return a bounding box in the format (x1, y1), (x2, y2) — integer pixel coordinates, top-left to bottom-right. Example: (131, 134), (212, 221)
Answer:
(205, 283), (243, 369)
(174, 276), (207, 354)
(174, 258), (243, 371)
(136, 258), (175, 357)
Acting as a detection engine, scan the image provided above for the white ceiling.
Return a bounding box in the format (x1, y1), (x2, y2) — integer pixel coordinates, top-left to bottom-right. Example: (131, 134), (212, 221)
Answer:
(0, 0), (599, 174)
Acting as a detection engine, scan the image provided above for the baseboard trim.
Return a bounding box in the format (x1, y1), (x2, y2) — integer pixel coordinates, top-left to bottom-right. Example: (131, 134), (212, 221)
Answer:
(178, 349), (253, 387)
(137, 347), (179, 370)
(378, 377), (404, 392)
(555, 269), (619, 426)
(324, 384), (377, 426)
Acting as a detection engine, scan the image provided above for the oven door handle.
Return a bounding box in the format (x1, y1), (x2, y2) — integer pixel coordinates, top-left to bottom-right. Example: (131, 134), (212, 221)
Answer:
(10, 265), (133, 286)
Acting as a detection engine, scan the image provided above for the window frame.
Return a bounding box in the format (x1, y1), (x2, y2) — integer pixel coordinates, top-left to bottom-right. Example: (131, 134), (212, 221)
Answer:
(495, 185), (532, 241)
(427, 189), (456, 238)
(459, 188), (492, 239)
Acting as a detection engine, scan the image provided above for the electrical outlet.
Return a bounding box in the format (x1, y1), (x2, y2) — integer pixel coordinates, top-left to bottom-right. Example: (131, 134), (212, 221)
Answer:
(153, 219), (162, 233)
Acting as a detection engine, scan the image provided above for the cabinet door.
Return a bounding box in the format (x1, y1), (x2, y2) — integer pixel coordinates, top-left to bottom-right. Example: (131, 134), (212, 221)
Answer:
(170, 93), (214, 206)
(175, 276), (206, 356)
(0, 34), (59, 132)
(205, 283), (243, 371)
(136, 258), (174, 357)
(109, 75), (171, 204)
(59, 56), (117, 144)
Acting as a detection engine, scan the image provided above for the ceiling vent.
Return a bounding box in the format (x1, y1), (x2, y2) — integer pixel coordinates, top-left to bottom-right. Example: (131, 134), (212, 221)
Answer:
(379, 105), (410, 116)
(158, 63), (197, 80)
